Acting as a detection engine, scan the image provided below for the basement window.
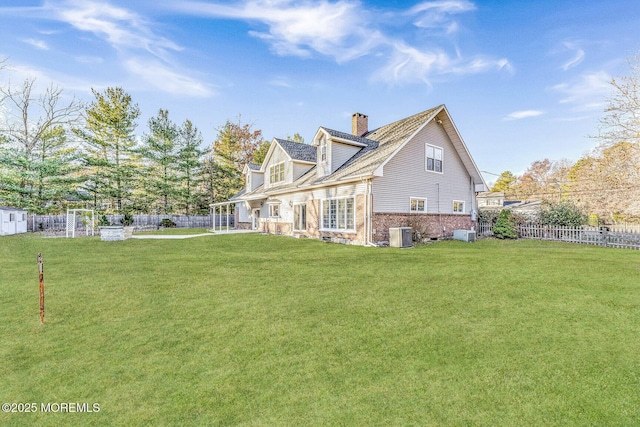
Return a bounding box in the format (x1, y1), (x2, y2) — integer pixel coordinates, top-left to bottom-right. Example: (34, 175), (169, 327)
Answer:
(410, 197), (427, 212)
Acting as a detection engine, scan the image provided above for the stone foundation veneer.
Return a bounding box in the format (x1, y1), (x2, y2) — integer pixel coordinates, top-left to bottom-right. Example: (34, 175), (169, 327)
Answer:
(259, 221), (291, 235)
(371, 213), (473, 242)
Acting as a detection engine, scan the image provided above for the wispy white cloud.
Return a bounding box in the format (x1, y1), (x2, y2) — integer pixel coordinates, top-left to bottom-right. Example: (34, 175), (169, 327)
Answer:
(269, 79), (291, 88)
(173, 0), (508, 85)
(51, 0), (182, 60)
(550, 71), (611, 110)
(174, 0), (377, 62)
(1, 0), (213, 97)
(560, 41), (585, 71)
(504, 110), (545, 121)
(407, 0), (475, 33)
(124, 58), (215, 98)
(23, 38), (49, 50)
(372, 42), (510, 84)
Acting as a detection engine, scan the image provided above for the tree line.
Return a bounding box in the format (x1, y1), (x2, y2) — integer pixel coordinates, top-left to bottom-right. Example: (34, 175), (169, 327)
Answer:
(0, 68), (273, 215)
(491, 53), (640, 225)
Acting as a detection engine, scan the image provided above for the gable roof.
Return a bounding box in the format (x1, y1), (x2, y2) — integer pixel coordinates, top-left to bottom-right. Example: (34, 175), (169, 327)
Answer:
(260, 138), (317, 171)
(275, 139), (317, 163)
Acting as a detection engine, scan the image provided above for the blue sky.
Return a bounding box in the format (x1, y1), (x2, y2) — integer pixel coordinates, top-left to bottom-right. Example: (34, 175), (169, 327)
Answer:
(1, 0), (638, 183)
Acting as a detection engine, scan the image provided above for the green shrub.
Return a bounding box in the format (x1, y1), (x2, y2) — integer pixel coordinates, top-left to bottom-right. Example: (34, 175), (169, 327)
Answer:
(493, 209), (518, 239)
(539, 201), (587, 227)
(160, 218), (177, 228)
(98, 215), (110, 227)
(120, 212), (134, 226)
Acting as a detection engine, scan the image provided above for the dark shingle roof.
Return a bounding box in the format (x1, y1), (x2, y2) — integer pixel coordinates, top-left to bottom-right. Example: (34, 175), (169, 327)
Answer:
(275, 139), (317, 163)
(229, 188), (246, 200)
(247, 163), (261, 171)
(320, 128), (378, 146)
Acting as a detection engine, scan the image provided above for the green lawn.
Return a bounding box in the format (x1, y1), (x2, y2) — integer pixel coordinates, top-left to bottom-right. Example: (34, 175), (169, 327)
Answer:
(1, 233), (639, 426)
(133, 227), (212, 235)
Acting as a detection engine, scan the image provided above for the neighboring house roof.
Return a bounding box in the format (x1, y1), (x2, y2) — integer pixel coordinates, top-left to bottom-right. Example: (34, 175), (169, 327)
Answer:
(504, 200), (542, 211)
(477, 192), (505, 198)
(247, 163), (261, 171)
(274, 139), (317, 163)
(0, 206), (26, 211)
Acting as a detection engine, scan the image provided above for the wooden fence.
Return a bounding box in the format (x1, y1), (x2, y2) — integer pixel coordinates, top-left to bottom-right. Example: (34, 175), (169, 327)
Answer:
(28, 214), (234, 232)
(478, 222), (640, 250)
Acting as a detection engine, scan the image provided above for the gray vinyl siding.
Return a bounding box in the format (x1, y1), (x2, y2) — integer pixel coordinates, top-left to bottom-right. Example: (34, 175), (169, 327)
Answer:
(331, 142), (360, 173)
(250, 171), (264, 192)
(372, 121), (473, 214)
(237, 201), (250, 222)
(293, 162), (314, 181)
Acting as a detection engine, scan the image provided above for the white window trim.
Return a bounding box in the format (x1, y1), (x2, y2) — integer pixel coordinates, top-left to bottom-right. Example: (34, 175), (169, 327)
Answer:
(293, 202), (307, 232)
(453, 200), (465, 214)
(425, 143), (444, 174)
(269, 162), (285, 185)
(319, 135), (327, 163)
(269, 204), (280, 218)
(410, 197), (427, 213)
(320, 196), (356, 233)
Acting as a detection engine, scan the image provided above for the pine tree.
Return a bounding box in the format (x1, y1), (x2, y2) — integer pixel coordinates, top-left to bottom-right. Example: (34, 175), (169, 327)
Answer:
(176, 119), (206, 215)
(75, 87), (141, 212)
(139, 109), (179, 214)
(492, 209), (518, 239)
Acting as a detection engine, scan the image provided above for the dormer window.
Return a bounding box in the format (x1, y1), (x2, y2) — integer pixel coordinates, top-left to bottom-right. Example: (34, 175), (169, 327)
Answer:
(269, 162), (285, 184)
(319, 135), (327, 163)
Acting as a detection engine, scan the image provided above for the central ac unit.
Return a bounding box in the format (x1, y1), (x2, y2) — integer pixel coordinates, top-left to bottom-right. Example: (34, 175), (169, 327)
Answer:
(453, 229), (476, 242)
(389, 227), (412, 248)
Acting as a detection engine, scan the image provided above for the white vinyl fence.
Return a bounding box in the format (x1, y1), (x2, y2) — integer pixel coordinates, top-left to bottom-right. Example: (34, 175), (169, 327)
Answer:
(29, 214), (233, 232)
(478, 222), (640, 250)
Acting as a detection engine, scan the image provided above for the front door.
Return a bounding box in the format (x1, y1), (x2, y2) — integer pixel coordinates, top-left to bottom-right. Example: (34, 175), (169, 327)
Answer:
(252, 209), (260, 230)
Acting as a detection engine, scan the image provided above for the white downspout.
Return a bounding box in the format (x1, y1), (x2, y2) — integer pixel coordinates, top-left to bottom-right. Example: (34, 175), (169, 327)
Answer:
(365, 178), (375, 246)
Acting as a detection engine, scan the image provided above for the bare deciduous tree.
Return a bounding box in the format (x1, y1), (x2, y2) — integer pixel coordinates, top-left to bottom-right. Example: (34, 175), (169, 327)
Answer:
(0, 78), (83, 154)
(596, 52), (640, 146)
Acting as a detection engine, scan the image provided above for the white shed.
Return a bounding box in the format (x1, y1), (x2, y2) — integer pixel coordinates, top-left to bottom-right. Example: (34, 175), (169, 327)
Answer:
(0, 207), (28, 236)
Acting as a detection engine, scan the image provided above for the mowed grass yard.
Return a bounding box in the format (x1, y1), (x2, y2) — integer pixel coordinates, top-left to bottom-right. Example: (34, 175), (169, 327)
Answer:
(1, 232), (639, 426)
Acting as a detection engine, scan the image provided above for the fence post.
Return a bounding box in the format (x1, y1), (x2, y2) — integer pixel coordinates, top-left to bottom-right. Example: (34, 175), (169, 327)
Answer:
(38, 253), (45, 324)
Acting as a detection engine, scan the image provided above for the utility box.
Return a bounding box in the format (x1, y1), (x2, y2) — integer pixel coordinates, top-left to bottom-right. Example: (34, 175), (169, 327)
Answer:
(453, 229), (476, 242)
(389, 227), (412, 248)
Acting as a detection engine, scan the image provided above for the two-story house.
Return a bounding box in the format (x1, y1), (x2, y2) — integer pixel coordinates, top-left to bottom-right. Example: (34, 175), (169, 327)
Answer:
(219, 105), (487, 245)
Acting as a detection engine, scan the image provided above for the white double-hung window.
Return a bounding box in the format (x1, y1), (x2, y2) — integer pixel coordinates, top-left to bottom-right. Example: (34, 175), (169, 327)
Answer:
(319, 135), (327, 163)
(269, 162), (285, 184)
(426, 144), (443, 173)
(321, 197), (355, 231)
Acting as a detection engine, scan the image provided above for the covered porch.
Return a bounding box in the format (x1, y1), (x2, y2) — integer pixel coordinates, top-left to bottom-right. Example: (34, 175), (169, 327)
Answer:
(210, 201), (236, 233)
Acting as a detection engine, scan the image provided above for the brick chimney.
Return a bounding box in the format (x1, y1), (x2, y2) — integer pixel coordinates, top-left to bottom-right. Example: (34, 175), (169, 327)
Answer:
(352, 112), (368, 137)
